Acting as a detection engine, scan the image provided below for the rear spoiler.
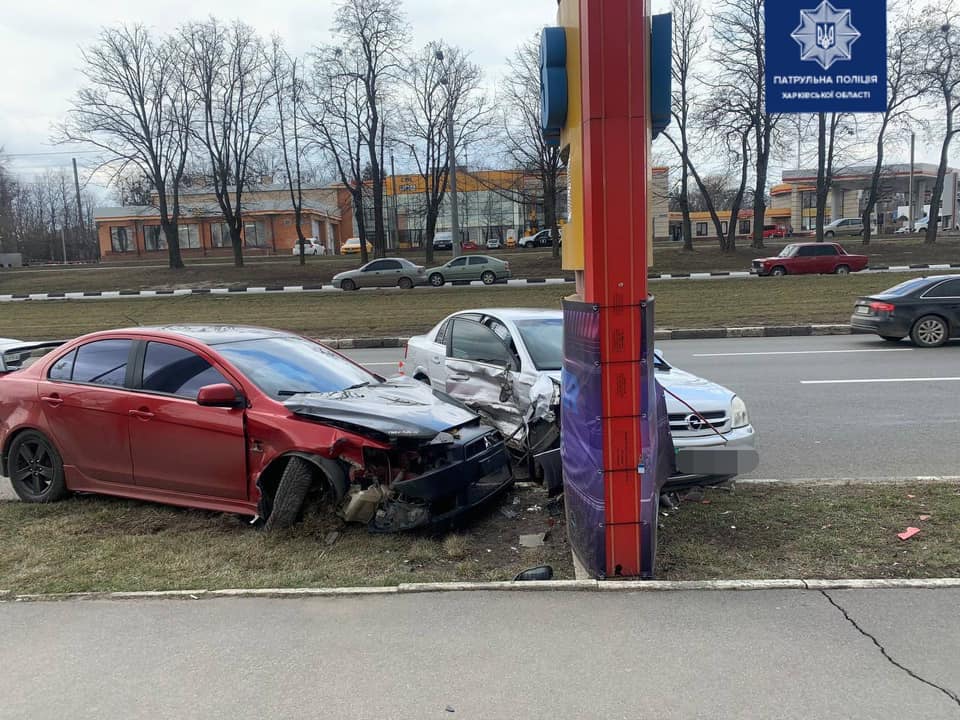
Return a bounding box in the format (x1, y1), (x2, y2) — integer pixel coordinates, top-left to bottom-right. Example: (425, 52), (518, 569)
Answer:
(0, 341), (66, 373)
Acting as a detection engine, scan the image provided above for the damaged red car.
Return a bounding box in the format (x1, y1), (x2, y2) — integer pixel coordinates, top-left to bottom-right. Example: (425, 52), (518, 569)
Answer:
(0, 326), (512, 532)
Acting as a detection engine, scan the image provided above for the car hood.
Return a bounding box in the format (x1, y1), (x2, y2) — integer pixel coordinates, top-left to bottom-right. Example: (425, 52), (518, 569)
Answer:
(546, 366), (734, 414)
(284, 377), (479, 440)
(753, 256), (786, 263)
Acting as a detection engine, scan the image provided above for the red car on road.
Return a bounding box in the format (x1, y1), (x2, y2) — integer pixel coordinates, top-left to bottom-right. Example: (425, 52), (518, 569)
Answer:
(751, 242), (869, 277)
(0, 326), (511, 532)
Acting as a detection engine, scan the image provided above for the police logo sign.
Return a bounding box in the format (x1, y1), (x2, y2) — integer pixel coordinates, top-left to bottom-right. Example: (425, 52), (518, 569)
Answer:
(766, 0), (886, 113)
(792, 2), (861, 70)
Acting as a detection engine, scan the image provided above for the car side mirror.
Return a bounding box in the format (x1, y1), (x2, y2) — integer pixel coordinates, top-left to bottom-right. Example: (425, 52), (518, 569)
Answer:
(197, 383), (244, 408)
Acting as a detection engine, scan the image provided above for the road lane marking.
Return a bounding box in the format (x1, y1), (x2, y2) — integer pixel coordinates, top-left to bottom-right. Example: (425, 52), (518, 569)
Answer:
(801, 377), (960, 385)
(694, 349), (913, 357)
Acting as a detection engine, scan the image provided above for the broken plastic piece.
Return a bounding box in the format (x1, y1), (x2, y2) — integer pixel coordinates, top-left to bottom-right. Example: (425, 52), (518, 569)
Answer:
(343, 485), (384, 524)
(919, 515), (932, 521)
(519, 533), (546, 548)
(897, 527), (921, 541)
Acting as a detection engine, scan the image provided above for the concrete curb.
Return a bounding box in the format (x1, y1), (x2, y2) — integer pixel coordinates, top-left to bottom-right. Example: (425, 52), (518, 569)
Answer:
(4, 263), (958, 304)
(5, 578), (960, 603)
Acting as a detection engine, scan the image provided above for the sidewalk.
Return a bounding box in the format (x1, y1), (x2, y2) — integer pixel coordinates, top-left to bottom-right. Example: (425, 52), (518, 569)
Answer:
(2, 588), (958, 718)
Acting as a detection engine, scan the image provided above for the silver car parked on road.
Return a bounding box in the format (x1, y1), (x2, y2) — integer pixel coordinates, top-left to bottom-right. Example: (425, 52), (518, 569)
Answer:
(332, 258), (426, 291)
(403, 308), (757, 488)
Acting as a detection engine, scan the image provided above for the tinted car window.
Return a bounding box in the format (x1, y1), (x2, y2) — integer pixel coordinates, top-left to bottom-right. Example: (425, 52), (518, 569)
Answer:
(923, 279), (960, 298)
(797, 246), (816, 257)
(48, 350), (76, 381)
(450, 319), (513, 366)
(216, 336), (376, 399)
(142, 342), (230, 399)
(380, 260), (402, 270)
(448, 258), (468, 268)
(434, 320), (450, 345)
(468, 257), (488, 265)
(363, 261), (389, 272)
(875, 278), (934, 298)
(817, 245), (839, 256)
(72, 340), (132, 387)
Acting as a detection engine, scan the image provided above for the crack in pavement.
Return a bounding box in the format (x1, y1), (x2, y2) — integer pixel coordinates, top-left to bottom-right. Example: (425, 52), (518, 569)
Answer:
(821, 590), (960, 712)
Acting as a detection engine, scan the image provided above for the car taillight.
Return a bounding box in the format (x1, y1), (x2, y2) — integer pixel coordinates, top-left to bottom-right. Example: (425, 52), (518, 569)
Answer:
(869, 302), (895, 313)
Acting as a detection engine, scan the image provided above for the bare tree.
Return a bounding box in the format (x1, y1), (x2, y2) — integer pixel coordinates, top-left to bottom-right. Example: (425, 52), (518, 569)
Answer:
(501, 35), (563, 259)
(664, 0), (707, 252)
(306, 46), (372, 264)
(919, 1), (960, 244)
(184, 19), (274, 267)
(62, 25), (193, 269)
(814, 113), (858, 241)
(698, 91), (753, 252)
(331, 0), (409, 258)
(711, 0), (779, 250)
(862, 7), (928, 244)
(270, 37), (309, 265)
(396, 42), (491, 264)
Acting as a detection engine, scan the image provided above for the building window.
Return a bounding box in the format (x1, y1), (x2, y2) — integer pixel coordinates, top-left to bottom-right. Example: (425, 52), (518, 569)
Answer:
(178, 224), (201, 249)
(211, 223), (232, 248)
(145, 226), (167, 252)
(721, 221), (728, 235)
(110, 227), (131, 253)
(739, 220), (751, 235)
(696, 222), (708, 237)
(244, 221), (266, 248)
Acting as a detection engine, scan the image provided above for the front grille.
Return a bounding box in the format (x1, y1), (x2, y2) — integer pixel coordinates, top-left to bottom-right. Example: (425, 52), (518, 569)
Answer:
(668, 410), (728, 434)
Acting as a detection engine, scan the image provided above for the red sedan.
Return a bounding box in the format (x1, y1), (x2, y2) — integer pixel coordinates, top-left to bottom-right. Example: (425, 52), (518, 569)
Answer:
(0, 326), (511, 532)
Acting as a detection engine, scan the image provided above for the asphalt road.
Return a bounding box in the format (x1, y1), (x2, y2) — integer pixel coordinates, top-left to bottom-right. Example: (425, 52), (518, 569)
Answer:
(2, 589), (958, 719)
(349, 334), (960, 482)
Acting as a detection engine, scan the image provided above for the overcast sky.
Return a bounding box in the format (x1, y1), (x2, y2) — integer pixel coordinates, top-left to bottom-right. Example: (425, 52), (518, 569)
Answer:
(0, 0), (943, 192)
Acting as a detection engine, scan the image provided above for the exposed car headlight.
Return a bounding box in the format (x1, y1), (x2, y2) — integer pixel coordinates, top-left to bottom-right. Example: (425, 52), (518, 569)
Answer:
(731, 396), (749, 429)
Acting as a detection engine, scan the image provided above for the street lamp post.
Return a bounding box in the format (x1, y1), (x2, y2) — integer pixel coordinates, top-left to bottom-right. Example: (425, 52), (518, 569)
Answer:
(436, 50), (460, 259)
(909, 131), (915, 233)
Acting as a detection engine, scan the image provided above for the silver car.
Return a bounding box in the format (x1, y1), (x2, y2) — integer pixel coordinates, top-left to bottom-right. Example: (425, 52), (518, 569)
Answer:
(403, 308), (757, 487)
(332, 258), (426, 291)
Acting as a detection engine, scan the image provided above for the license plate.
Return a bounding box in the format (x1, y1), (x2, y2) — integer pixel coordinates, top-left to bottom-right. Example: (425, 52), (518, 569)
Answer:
(856, 306), (870, 315)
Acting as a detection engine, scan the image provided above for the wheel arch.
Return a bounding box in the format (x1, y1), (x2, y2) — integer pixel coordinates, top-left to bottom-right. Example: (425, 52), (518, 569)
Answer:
(2, 425), (53, 477)
(256, 452), (349, 508)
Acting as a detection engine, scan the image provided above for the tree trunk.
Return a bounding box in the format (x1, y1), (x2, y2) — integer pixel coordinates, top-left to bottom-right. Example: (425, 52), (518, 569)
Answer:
(295, 207), (306, 266)
(424, 207), (437, 265)
(680, 156), (693, 252)
(722, 138), (750, 254)
(544, 172), (559, 260)
(925, 128), (953, 245)
(751, 125), (771, 251)
(230, 225), (244, 268)
(862, 117), (889, 246)
(354, 192), (369, 265)
(161, 221), (185, 269)
(815, 113), (828, 243)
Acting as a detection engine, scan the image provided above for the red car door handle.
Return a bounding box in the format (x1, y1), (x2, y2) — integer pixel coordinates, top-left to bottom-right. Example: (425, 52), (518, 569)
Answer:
(41, 394), (63, 407)
(129, 408), (154, 420)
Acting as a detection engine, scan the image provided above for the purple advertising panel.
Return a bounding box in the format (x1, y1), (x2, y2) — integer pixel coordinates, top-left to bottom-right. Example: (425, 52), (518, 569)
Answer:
(561, 300), (605, 577)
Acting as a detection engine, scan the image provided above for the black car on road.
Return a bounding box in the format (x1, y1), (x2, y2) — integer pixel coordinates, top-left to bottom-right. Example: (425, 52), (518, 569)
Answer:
(851, 275), (960, 347)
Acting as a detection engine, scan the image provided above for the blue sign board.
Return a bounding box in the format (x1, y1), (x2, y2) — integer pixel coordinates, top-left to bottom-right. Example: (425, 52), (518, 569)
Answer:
(766, 0), (887, 114)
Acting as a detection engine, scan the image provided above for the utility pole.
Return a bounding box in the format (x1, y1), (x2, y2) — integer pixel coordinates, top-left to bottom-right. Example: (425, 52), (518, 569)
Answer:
(72, 158), (84, 244)
(908, 131), (915, 233)
(60, 227), (67, 265)
(436, 49), (460, 258)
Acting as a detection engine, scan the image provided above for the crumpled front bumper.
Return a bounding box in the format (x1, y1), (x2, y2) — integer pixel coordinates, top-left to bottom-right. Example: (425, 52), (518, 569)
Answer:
(372, 425), (514, 532)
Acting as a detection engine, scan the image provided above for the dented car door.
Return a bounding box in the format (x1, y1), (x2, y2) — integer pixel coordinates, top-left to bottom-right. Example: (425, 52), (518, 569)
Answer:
(444, 318), (528, 440)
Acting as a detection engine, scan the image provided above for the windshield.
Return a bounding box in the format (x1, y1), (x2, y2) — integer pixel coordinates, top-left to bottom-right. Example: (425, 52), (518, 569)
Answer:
(515, 319), (563, 371)
(874, 278), (932, 298)
(216, 337), (377, 400)
(778, 244), (799, 258)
